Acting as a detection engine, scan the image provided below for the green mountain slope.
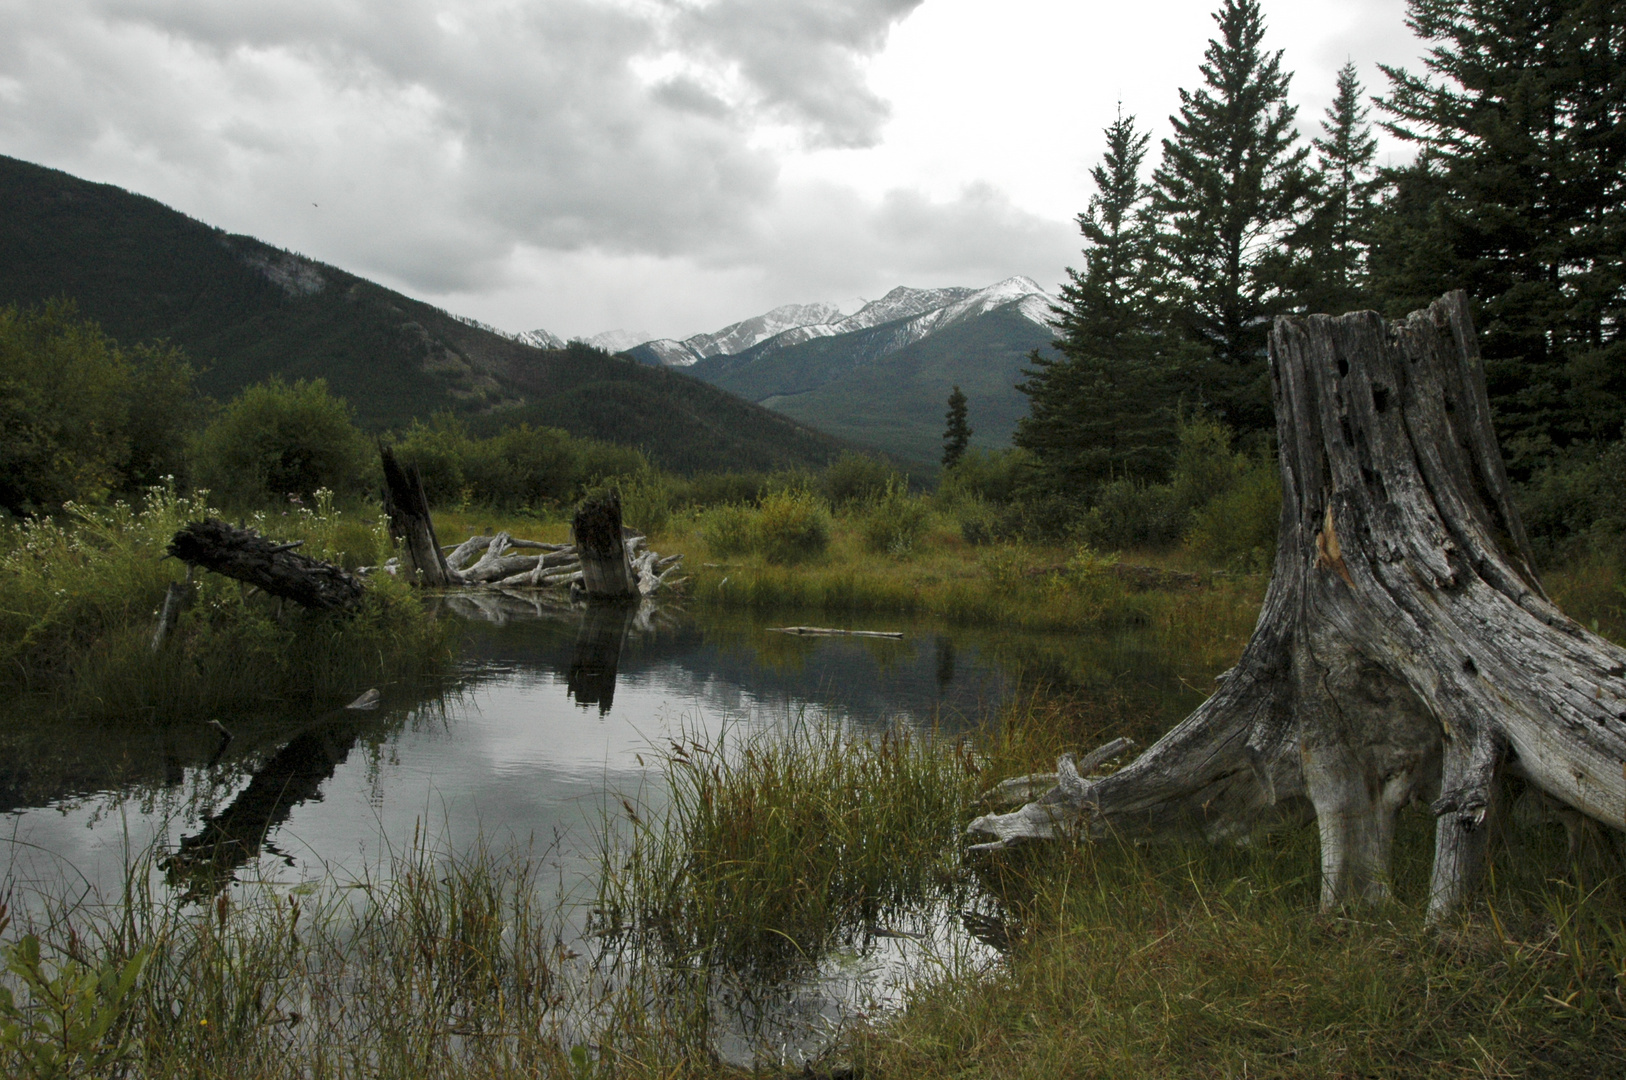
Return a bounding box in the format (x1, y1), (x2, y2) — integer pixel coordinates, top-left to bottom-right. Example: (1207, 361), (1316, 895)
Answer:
(689, 304), (1056, 468)
(0, 154), (848, 474)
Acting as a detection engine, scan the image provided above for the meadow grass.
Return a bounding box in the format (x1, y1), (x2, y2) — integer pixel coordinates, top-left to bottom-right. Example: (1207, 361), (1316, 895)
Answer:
(0, 485), (455, 723)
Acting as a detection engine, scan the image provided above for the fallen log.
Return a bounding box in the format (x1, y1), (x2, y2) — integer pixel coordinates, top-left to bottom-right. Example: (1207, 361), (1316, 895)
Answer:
(769, 626), (904, 640)
(168, 519), (366, 612)
(967, 292), (1626, 924)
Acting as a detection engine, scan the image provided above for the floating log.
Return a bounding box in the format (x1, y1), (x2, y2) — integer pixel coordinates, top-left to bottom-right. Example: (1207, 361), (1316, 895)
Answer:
(768, 626), (904, 640)
(168, 519), (365, 613)
(380, 444), (459, 586)
(967, 292), (1626, 925)
(572, 491), (637, 601)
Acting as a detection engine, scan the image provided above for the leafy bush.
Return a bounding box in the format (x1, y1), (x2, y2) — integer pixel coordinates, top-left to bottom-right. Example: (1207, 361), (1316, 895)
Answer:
(699, 503), (757, 558)
(667, 471), (766, 510)
(753, 488), (832, 565)
(618, 470), (673, 536)
(0, 932), (150, 1080)
(1518, 435), (1626, 568)
(860, 479), (932, 556)
(1184, 461), (1282, 570)
(822, 452), (900, 509)
(1075, 478), (1181, 548)
(191, 378), (370, 508)
(0, 301), (199, 515)
(939, 447), (1030, 507)
(392, 413), (645, 513)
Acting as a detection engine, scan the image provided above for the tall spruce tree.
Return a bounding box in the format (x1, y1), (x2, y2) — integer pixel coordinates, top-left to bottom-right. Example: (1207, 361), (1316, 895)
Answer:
(1374, 0), (1626, 470)
(1153, 0), (1312, 433)
(1301, 62), (1380, 314)
(942, 385), (972, 469)
(1016, 109), (1177, 493)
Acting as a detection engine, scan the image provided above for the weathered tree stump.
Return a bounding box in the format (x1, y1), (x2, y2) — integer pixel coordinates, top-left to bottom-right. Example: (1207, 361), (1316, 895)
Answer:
(969, 292), (1626, 922)
(381, 444), (459, 586)
(572, 490), (637, 601)
(168, 519), (365, 612)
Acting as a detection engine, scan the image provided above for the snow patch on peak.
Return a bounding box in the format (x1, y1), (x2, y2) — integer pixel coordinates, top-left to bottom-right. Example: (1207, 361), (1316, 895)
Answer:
(682, 301), (844, 359)
(519, 328), (567, 350)
(585, 329), (653, 353)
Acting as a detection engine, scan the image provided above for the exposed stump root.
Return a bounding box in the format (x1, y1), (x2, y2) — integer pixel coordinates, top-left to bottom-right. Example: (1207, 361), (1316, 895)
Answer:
(968, 292), (1626, 923)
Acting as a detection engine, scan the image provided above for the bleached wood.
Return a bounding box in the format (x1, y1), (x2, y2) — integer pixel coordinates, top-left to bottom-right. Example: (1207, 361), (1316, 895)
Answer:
(967, 292), (1626, 923)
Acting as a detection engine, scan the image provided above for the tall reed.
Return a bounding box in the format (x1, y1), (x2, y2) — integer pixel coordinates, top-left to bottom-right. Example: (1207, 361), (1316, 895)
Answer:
(595, 720), (983, 984)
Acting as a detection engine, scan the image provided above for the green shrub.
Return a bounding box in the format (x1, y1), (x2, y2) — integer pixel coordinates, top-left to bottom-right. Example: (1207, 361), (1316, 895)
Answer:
(1075, 478), (1180, 548)
(699, 503), (757, 558)
(191, 378), (370, 508)
(668, 471), (766, 509)
(0, 301), (199, 515)
(1184, 461), (1282, 570)
(393, 414), (646, 513)
(753, 488), (831, 565)
(618, 470), (672, 536)
(821, 452), (900, 508)
(860, 479), (932, 556)
(939, 447), (1030, 507)
(1517, 435), (1626, 568)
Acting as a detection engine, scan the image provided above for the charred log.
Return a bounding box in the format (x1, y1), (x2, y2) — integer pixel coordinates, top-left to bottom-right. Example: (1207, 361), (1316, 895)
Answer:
(968, 292), (1626, 923)
(168, 519), (365, 612)
(572, 490), (637, 600)
(381, 444), (459, 586)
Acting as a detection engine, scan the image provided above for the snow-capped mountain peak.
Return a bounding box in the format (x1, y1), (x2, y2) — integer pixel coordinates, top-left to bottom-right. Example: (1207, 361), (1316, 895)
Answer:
(581, 276), (1054, 368)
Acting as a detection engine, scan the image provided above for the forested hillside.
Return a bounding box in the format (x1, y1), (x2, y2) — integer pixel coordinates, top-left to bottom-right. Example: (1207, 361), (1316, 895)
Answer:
(693, 303), (1054, 467)
(0, 155), (850, 474)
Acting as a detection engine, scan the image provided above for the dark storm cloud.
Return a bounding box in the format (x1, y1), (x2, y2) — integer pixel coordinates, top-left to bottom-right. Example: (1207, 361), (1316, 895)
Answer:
(0, 0), (924, 292)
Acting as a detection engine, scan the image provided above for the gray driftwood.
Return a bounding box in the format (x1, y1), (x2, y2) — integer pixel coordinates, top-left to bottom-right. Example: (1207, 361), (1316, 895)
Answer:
(967, 292), (1626, 923)
(167, 519), (365, 613)
(380, 445), (459, 586)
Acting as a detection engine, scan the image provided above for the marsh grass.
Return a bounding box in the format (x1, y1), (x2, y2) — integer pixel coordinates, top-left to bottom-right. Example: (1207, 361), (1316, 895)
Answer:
(595, 720), (984, 985)
(586, 693), (1626, 1078)
(0, 831), (736, 1080)
(0, 485), (455, 722)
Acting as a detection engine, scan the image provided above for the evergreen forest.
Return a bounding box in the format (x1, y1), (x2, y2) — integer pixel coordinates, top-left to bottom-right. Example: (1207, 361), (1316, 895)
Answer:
(1011, 0), (1626, 570)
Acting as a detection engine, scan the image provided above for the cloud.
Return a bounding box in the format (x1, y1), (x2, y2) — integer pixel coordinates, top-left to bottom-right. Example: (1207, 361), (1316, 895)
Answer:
(673, 0), (924, 147)
(0, 0), (923, 295)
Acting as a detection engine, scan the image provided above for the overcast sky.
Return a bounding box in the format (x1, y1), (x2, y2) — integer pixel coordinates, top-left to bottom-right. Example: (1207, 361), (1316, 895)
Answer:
(0, 0), (1426, 341)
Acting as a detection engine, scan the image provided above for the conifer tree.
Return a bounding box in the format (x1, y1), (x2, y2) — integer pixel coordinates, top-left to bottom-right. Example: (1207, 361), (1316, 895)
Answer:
(1302, 62), (1380, 314)
(1016, 110), (1177, 493)
(1374, 0), (1626, 470)
(1153, 0), (1312, 433)
(942, 385), (972, 469)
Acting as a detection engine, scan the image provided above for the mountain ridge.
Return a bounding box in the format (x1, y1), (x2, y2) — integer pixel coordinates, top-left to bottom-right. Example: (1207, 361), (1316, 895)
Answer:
(0, 153), (852, 474)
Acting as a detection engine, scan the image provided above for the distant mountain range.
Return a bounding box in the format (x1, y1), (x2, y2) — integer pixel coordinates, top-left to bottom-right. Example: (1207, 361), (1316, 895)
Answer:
(0, 154), (850, 475)
(547, 278), (1061, 468)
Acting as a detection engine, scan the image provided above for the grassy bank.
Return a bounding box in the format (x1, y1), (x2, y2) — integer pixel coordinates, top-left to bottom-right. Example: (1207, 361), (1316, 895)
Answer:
(0, 486), (455, 722)
(601, 707), (1626, 1078)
